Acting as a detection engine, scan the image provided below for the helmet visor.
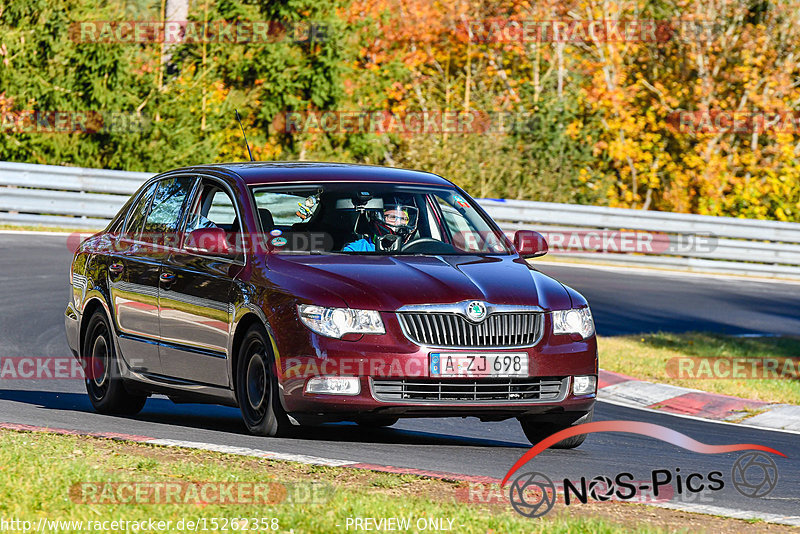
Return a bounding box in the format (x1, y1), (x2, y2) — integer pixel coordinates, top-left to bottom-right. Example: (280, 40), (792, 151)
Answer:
(382, 205), (418, 232)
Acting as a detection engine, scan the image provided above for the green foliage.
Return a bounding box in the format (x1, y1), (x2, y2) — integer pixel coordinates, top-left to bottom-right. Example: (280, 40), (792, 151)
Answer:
(0, 0), (346, 170)
(1, 0), (798, 219)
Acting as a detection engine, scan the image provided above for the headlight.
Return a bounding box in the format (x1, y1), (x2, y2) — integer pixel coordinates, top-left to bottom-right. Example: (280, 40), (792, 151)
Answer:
(552, 307), (595, 339)
(297, 305), (385, 339)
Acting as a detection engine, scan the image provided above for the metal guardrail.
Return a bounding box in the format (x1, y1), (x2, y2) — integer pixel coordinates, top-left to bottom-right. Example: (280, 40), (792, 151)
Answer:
(480, 199), (800, 278)
(2, 161), (800, 278)
(0, 161), (150, 228)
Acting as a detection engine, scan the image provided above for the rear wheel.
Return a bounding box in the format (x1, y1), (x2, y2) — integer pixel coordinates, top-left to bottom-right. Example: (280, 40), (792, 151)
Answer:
(518, 409), (593, 449)
(82, 311), (147, 415)
(236, 325), (293, 437)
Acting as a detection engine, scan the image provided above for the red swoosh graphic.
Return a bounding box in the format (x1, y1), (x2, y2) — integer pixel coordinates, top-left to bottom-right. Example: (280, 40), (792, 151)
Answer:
(502, 420), (786, 486)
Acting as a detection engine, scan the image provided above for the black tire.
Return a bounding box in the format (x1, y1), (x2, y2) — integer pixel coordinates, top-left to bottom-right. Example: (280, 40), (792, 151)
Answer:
(82, 311), (147, 415)
(518, 408), (593, 449)
(356, 417), (399, 428)
(236, 325), (293, 437)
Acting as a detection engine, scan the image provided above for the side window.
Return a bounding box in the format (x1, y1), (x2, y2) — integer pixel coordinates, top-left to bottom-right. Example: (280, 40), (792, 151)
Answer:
(184, 181), (244, 261)
(123, 182), (158, 239)
(185, 184), (239, 233)
(143, 177), (196, 235)
(206, 189), (237, 226)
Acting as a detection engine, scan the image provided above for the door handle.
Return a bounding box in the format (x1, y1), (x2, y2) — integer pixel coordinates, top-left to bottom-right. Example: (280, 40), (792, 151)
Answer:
(160, 272), (176, 283)
(109, 263), (124, 274)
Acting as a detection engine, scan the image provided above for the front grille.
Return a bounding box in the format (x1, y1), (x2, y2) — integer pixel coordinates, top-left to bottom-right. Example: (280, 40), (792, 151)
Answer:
(398, 312), (542, 347)
(372, 377), (567, 403)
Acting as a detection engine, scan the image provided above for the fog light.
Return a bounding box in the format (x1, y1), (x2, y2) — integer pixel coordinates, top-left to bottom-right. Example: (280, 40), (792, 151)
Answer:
(573, 375), (596, 395)
(305, 377), (361, 395)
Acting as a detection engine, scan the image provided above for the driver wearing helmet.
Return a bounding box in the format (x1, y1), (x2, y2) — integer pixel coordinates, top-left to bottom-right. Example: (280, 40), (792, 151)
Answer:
(343, 200), (419, 252)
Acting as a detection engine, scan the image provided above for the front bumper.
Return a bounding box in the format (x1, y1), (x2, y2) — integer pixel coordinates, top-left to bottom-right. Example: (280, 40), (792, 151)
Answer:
(275, 313), (598, 420)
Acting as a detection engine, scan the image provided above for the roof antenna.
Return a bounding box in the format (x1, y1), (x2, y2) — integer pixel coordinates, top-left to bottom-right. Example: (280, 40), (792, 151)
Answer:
(235, 109), (255, 162)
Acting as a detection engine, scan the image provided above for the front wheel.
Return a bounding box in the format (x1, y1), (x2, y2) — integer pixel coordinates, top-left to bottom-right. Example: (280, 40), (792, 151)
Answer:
(82, 311), (147, 415)
(236, 325), (293, 437)
(518, 409), (593, 449)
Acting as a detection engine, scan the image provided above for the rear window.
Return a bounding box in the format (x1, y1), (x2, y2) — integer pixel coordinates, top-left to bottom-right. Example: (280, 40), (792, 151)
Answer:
(252, 190), (321, 226)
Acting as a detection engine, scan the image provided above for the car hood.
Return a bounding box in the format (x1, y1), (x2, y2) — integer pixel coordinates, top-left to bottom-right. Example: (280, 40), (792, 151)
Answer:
(267, 254), (572, 311)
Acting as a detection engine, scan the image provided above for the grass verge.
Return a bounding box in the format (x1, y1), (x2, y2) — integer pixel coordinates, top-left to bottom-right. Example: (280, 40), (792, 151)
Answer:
(0, 429), (656, 534)
(599, 332), (800, 404)
(2, 429), (791, 534)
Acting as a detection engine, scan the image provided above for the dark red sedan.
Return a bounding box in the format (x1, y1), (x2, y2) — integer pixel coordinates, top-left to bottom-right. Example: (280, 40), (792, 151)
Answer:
(65, 162), (597, 447)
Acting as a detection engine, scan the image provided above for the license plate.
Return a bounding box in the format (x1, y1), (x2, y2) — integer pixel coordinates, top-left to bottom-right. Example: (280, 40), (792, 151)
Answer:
(430, 353), (528, 378)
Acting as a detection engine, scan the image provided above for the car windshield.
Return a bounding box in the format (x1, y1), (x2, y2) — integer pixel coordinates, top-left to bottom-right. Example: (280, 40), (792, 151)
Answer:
(249, 183), (513, 255)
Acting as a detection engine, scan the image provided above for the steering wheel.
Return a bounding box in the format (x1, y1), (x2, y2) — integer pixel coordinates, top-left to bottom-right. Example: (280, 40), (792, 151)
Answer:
(375, 234), (402, 251)
(400, 237), (444, 252)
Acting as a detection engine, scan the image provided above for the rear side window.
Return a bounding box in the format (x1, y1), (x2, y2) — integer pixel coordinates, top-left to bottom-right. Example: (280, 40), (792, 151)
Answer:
(143, 176), (196, 235)
(123, 182), (158, 239)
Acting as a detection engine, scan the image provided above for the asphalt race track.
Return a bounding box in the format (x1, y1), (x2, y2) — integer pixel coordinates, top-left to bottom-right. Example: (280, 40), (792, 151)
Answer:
(1, 233), (798, 521)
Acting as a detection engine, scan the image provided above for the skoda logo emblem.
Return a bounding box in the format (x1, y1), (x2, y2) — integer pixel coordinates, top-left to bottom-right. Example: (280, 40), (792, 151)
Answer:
(466, 301), (487, 322)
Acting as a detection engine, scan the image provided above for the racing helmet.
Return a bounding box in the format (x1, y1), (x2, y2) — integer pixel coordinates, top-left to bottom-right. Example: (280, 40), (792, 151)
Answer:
(366, 197), (419, 244)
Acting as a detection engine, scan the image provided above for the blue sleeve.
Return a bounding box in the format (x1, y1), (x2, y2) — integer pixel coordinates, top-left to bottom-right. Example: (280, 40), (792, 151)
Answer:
(343, 238), (375, 252)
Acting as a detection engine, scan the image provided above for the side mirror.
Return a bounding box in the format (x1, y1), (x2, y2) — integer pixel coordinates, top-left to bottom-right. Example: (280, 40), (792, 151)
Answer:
(184, 227), (231, 256)
(514, 230), (548, 259)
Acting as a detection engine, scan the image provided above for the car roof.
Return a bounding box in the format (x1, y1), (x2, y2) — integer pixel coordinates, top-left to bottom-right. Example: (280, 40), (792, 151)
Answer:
(184, 162), (454, 187)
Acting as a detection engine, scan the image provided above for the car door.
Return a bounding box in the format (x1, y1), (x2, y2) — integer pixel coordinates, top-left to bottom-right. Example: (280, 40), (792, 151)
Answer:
(158, 178), (243, 387)
(108, 180), (163, 374)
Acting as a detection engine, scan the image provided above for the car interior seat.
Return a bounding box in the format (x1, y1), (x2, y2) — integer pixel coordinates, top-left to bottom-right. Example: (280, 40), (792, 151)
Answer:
(258, 208), (274, 233)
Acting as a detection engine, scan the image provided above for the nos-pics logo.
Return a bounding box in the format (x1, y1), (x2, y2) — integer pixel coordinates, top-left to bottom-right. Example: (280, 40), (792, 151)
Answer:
(503, 421), (783, 519)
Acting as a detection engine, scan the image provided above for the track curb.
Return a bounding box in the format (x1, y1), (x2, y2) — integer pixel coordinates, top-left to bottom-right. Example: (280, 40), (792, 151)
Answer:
(598, 370), (800, 431)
